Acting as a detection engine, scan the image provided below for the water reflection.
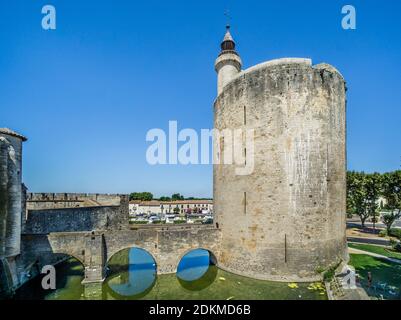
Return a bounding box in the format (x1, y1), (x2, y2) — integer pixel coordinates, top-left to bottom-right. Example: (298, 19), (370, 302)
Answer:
(104, 248), (216, 298)
(13, 255), (328, 300)
(105, 248), (156, 298)
(12, 256), (85, 300)
(176, 249), (217, 291)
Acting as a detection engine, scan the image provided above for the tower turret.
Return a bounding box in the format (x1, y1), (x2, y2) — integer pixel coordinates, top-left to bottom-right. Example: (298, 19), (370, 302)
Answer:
(214, 25), (242, 95)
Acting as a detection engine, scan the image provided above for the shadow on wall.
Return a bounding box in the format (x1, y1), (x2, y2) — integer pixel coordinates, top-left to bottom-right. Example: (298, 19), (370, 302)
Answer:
(12, 256), (84, 300)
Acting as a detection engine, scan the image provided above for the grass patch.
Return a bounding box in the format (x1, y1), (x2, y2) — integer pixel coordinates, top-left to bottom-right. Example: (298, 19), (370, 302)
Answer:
(349, 254), (401, 300)
(348, 243), (401, 261)
(129, 220), (148, 224)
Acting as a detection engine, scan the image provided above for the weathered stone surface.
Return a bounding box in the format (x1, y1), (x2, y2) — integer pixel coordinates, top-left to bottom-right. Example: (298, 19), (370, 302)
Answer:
(0, 130), (26, 295)
(214, 58), (348, 281)
(44, 225), (220, 282)
(0, 133), (24, 258)
(26, 193), (121, 210)
(24, 196), (129, 234)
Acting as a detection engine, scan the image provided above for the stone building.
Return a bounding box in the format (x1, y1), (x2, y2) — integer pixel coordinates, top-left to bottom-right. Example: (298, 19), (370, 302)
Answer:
(0, 128), (27, 296)
(213, 26), (348, 281)
(129, 200), (213, 215)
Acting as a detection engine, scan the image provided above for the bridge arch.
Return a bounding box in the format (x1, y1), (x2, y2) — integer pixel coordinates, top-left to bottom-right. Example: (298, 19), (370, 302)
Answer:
(47, 232), (89, 267)
(52, 252), (85, 267)
(106, 246), (159, 271)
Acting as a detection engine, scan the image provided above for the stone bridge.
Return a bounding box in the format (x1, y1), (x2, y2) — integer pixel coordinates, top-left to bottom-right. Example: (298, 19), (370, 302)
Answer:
(22, 196), (220, 283)
(47, 225), (220, 283)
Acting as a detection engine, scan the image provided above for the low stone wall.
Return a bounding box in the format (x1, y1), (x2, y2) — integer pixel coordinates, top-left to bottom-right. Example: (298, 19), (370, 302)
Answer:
(24, 196), (129, 234)
(27, 192), (121, 202)
(24, 206), (119, 234)
(26, 193), (121, 210)
(26, 200), (84, 210)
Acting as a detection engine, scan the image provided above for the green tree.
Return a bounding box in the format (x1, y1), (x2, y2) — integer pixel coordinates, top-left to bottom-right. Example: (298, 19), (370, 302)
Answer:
(364, 173), (382, 230)
(171, 193), (184, 201)
(129, 192), (153, 201)
(381, 171), (401, 233)
(347, 171), (370, 227)
(159, 196), (171, 201)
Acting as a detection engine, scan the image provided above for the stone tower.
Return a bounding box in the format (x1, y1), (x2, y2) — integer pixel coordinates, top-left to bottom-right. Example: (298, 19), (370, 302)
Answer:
(213, 27), (348, 281)
(0, 128), (27, 295)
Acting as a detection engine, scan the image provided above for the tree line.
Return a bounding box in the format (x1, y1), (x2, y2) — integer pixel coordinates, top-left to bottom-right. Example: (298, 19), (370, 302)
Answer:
(347, 170), (401, 232)
(129, 170), (401, 232)
(129, 192), (212, 202)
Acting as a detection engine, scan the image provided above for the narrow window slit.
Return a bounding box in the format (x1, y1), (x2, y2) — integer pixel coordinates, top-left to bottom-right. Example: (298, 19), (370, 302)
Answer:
(244, 191), (247, 215)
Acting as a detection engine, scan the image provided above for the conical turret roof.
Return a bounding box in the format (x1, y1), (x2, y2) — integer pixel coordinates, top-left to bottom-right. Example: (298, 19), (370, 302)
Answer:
(220, 25), (236, 52)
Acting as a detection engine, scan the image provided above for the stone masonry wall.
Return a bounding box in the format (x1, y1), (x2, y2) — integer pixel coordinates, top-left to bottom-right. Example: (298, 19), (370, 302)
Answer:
(24, 206), (119, 234)
(214, 58), (348, 281)
(24, 195), (129, 234)
(26, 193), (121, 210)
(0, 134), (23, 258)
(105, 225), (221, 274)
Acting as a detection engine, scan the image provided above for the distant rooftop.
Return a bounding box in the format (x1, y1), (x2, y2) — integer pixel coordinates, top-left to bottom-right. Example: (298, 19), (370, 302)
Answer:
(0, 128), (27, 141)
(130, 199), (213, 205)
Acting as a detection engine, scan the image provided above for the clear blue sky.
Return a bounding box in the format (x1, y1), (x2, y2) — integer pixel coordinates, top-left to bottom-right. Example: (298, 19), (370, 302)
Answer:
(1, 0), (400, 198)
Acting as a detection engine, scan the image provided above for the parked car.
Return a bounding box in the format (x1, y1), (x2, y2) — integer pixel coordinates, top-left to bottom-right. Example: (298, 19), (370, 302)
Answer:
(202, 217), (213, 224)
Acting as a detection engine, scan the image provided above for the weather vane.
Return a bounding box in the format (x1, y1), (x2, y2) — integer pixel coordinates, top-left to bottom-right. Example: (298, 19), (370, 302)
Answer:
(224, 9), (231, 28)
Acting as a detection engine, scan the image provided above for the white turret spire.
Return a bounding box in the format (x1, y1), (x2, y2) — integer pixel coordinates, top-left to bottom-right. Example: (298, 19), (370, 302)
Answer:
(214, 25), (242, 95)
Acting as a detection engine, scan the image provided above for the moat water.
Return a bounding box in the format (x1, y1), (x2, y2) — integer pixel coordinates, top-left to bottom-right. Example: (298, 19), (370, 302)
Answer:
(14, 248), (327, 300)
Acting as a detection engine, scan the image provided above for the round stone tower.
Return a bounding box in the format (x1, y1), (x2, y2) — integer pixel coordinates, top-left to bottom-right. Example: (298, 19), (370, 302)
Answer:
(213, 28), (348, 281)
(0, 128), (26, 297)
(0, 128), (27, 259)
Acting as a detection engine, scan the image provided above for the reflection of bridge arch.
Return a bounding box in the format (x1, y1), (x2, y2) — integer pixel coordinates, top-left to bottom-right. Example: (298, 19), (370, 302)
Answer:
(175, 247), (217, 273)
(104, 247), (158, 299)
(104, 272), (156, 300)
(175, 248), (218, 291)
